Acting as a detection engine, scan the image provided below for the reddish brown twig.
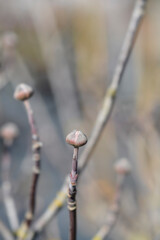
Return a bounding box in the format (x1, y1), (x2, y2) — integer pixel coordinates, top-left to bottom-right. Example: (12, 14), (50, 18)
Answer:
(66, 130), (87, 240)
(0, 123), (19, 232)
(14, 84), (42, 239)
(68, 147), (78, 240)
(92, 158), (131, 240)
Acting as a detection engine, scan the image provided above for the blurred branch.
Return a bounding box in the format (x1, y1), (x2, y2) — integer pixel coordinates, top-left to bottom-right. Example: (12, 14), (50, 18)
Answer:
(0, 123), (19, 232)
(66, 130), (88, 240)
(92, 185), (121, 240)
(0, 220), (14, 240)
(1, 147), (19, 232)
(78, 0), (147, 173)
(27, 0), (147, 238)
(92, 158), (131, 240)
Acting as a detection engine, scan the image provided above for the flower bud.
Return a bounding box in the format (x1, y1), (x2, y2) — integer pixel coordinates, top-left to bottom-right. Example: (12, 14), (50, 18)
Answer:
(114, 158), (131, 175)
(14, 83), (34, 101)
(66, 130), (87, 148)
(0, 123), (19, 145)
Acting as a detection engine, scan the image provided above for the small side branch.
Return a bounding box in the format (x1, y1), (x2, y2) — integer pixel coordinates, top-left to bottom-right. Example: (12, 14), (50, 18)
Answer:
(26, 0), (147, 238)
(78, 0), (147, 173)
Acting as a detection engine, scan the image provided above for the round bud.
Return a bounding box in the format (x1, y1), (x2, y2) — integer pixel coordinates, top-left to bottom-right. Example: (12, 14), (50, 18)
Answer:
(66, 130), (87, 148)
(0, 123), (19, 145)
(14, 83), (34, 101)
(114, 158), (131, 175)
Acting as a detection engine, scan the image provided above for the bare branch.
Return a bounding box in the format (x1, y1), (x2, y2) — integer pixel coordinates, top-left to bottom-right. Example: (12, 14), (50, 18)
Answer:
(14, 84), (42, 240)
(66, 130), (87, 240)
(0, 123), (19, 232)
(92, 158), (131, 240)
(78, 0), (147, 173)
(26, 0), (147, 238)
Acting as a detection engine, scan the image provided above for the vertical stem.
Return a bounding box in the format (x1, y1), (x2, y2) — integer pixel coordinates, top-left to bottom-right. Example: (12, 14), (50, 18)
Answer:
(68, 148), (79, 240)
(69, 209), (76, 240)
(17, 100), (42, 240)
(24, 101), (37, 138)
(24, 100), (41, 226)
(1, 145), (19, 232)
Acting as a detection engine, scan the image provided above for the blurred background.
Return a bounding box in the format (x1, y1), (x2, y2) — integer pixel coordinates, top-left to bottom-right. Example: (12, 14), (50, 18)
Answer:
(0, 0), (160, 239)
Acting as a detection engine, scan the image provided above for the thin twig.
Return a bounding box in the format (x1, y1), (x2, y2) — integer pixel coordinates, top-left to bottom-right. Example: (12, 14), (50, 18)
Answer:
(1, 146), (19, 232)
(22, 101), (42, 226)
(92, 157), (131, 240)
(14, 84), (42, 240)
(18, 104), (42, 239)
(27, 0), (147, 238)
(0, 220), (14, 240)
(68, 147), (78, 240)
(91, 179), (122, 240)
(66, 130), (87, 240)
(78, 0), (147, 173)
(0, 123), (19, 232)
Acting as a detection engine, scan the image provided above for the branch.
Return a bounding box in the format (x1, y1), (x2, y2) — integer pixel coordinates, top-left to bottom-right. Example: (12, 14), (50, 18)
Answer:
(78, 0), (147, 173)
(92, 188), (121, 240)
(92, 158), (131, 240)
(0, 123), (20, 232)
(66, 130), (87, 240)
(14, 84), (42, 240)
(27, 0), (147, 238)
(0, 220), (14, 240)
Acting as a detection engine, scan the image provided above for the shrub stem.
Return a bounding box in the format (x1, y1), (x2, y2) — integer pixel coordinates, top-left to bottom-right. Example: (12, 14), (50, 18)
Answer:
(17, 99), (42, 240)
(68, 148), (79, 240)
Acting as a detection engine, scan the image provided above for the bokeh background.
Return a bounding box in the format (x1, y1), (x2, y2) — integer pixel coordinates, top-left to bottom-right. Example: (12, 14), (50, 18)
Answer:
(0, 0), (160, 239)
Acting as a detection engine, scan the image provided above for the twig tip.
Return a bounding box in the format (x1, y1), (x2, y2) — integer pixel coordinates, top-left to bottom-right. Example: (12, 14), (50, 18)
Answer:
(66, 130), (87, 148)
(14, 83), (34, 101)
